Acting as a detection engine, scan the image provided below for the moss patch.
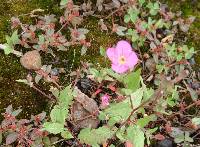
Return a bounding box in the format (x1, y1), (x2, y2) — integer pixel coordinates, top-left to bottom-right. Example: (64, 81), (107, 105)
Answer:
(0, 0), (61, 120)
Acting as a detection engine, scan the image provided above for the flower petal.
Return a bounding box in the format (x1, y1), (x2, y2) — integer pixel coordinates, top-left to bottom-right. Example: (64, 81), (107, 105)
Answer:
(112, 63), (129, 74)
(115, 40), (133, 56)
(106, 47), (118, 64)
(126, 52), (139, 68)
(101, 94), (110, 106)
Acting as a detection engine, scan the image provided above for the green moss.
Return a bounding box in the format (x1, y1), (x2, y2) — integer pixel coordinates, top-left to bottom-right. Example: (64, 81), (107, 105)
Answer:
(0, 0), (60, 120)
(81, 16), (119, 65)
(0, 53), (48, 120)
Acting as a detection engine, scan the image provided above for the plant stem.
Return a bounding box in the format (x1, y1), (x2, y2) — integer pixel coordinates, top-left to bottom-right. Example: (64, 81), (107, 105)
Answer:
(0, 43), (23, 57)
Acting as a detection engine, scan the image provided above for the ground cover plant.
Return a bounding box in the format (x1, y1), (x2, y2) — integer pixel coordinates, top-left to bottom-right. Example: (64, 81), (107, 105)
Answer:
(0, 0), (199, 146)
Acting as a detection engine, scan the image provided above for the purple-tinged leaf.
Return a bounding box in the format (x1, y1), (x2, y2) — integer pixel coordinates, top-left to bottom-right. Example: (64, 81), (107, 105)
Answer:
(36, 112), (46, 121)
(18, 119), (30, 125)
(12, 109), (22, 116)
(112, 0), (120, 8)
(0, 131), (2, 144)
(96, 0), (104, 11)
(6, 132), (18, 145)
(6, 105), (13, 114)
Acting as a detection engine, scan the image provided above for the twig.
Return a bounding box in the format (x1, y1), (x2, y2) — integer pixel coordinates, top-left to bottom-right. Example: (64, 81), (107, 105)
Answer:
(73, 114), (95, 122)
(32, 84), (55, 101)
(52, 139), (65, 145)
(0, 44), (23, 57)
(0, 44), (5, 50)
(119, 88), (164, 128)
(192, 129), (200, 139)
(104, 5), (128, 19)
(57, 22), (68, 33)
(18, 9), (44, 17)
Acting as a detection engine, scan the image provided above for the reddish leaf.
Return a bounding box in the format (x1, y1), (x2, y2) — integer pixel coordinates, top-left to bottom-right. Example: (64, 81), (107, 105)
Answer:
(165, 123), (172, 133)
(108, 85), (116, 92)
(94, 89), (102, 95)
(6, 105), (13, 114)
(36, 112), (46, 121)
(154, 134), (165, 141)
(125, 141), (134, 147)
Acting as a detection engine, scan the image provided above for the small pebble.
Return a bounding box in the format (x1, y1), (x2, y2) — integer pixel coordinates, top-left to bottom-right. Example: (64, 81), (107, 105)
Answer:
(191, 82), (200, 89)
(50, 68), (59, 76)
(157, 139), (173, 147)
(189, 58), (196, 65)
(145, 58), (156, 72)
(20, 50), (42, 70)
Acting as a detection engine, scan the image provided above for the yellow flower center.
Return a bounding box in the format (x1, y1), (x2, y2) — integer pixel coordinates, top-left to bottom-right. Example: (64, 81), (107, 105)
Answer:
(119, 56), (126, 64)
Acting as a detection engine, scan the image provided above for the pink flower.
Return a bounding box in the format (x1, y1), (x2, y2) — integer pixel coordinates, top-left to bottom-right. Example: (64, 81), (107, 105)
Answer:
(101, 94), (110, 106)
(106, 40), (138, 74)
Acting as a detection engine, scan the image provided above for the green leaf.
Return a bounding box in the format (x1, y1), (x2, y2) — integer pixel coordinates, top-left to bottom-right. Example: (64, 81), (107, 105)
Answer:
(43, 122), (64, 134)
(129, 88), (144, 108)
(43, 137), (51, 147)
(50, 105), (68, 124)
(60, 0), (68, 6)
(127, 29), (139, 42)
(192, 117), (200, 126)
(141, 77), (154, 101)
(156, 64), (165, 73)
(147, 2), (159, 15)
(174, 134), (184, 143)
(58, 86), (74, 107)
(116, 127), (126, 142)
(0, 131), (2, 145)
(103, 101), (132, 126)
(81, 45), (88, 55)
(125, 125), (145, 147)
(61, 130), (74, 139)
(16, 79), (29, 85)
(49, 87), (59, 98)
(89, 68), (100, 77)
(12, 109), (22, 116)
(124, 15), (130, 23)
(11, 30), (20, 45)
(78, 127), (114, 146)
(128, 7), (139, 23)
(155, 19), (164, 29)
(176, 54), (183, 61)
(38, 35), (45, 44)
(100, 46), (106, 56)
(116, 26), (127, 36)
(187, 86), (198, 101)
(6, 35), (12, 46)
(106, 68), (122, 81)
(185, 47), (195, 59)
(147, 127), (158, 134)
(139, 0), (145, 6)
(98, 111), (107, 120)
(136, 115), (157, 128)
(145, 127), (158, 145)
(3, 44), (13, 55)
(123, 69), (141, 92)
(184, 132), (193, 142)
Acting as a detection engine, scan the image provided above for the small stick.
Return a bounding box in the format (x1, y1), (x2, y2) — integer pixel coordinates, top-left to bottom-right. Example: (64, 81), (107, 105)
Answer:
(32, 84), (55, 101)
